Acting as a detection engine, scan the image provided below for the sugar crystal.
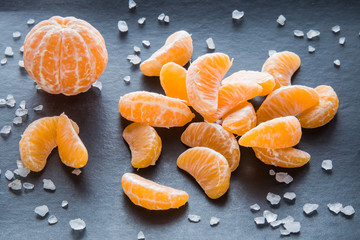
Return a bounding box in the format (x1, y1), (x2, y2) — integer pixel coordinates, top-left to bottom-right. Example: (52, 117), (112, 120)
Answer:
(92, 81), (102, 91)
(206, 38), (215, 50)
(232, 10), (244, 20)
(158, 13), (165, 21)
(254, 216), (266, 225)
(188, 214), (201, 223)
(134, 46), (141, 53)
(268, 50), (277, 57)
(303, 203), (319, 215)
(277, 15), (286, 26)
(34, 205), (49, 217)
(5, 170), (14, 180)
(129, 0), (136, 9)
(266, 192), (281, 205)
(137, 231), (145, 240)
(27, 19), (35, 25)
(72, 168), (82, 176)
(307, 29), (320, 39)
(327, 203), (343, 214)
(331, 25), (340, 33)
(13, 116), (22, 126)
(48, 215), (58, 225)
(118, 21), (128, 33)
(142, 40), (150, 47)
(334, 59), (341, 67)
(1, 126), (12, 137)
(341, 205), (355, 216)
(283, 221), (301, 233)
(13, 31), (21, 39)
(33, 105), (43, 112)
(8, 179), (22, 190)
(308, 45), (316, 53)
(283, 192), (296, 201)
(23, 182), (35, 190)
(138, 17), (146, 25)
(124, 76), (131, 83)
(339, 37), (345, 45)
(210, 216), (220, 226)
(294, 30), (304, 37)
(69, 218), (86, 230)
(5, 47), (14, 57)
(1, 58), (7, 65)
(250, 203), (261, 212)
(322, 159), (333, 170)
(43, 179), (56, 191)
(164, 15), (170, 23)
(62, 200), (69, 208)
(263, 210), (278, 223)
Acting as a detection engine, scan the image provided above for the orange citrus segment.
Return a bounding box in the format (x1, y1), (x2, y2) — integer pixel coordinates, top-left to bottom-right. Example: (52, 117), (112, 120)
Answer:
(186, 53), (232, 116)
(181, 122), (240, 171)
(253, 147), (310, 168)
(262, 51), (301, 89)
(222, 70), (275, 96)
(177, 147), (231, 199)
(256, 85), (320, 124)
(298, 85), (339, 128)
(239, 116), (302, 149)
(121, 173), (189, 210)
(123, 123), (162, 168)
(19, 116), (79, 172)
(203, 80), (262, 122)
(57, 113), (88, 168)
(222, 102), (256, 136)
(159, 62), (189, 105)
(140, 30), (193, 76)
(118, 91), (195, 128)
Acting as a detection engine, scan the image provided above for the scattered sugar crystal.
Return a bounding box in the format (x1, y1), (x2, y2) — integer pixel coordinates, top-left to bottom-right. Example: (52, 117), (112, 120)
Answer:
(8, 179), (22, 190)
(18, 60), (24, 68)
(307, 29), (320, 39)
(27, 18), (35, 25)
(1, 125), (12, 137)
(124, 76), (131, 83)
(43, 179), (56, 191)
(20, 45), (24, 53)
(250, 203), (261, 212)
(23, 182), (35, 190)
(128, 55), (141, 65)
(0, 99), (6, 107)
(332, 25), (340, 33)
(118, 21), (128, 33)
(92, 81), (102, 90)
(14, 167), (30, 177)
(322, 159), (333, 170)
(142, 40), (150, 47)
(283, 221), (301, 233)
(72, 168), (82, 176)
(158, 13), (165, 21)
(138, 17), (146, 25)
(277, 15), (286, 26)
(268, 50), (277, 57)
(188, 214), (201, 223)
(303, 203), (319, 215)
(210, 217), (220, 226)
(164, 15), (170, 23)
(280, 229), (291, 236)
(1, 58), (7, 65)
(69, 218), (86, 230)
(232, 10), (244, 20)
(283, 192), (296, 201)
(280, 215), (295, 224)
(270, 220), (282, 228)
(137, 231), (145, 240)
(294, 30), (304, 37)
(17, 160), (25, 169)
(266, 192), (281, 205)
(34, 205), (49, 217)
(62, 200), (69, 208)
(48, 215), (58, 225)
(263, 210), (278, 223)
(275, 172), (288, 183)
(13, 116), (22, 126)
(6, 95), (16, 107)
(341, 205), (355, 216)
(284, 175), (293, 184)
(206, 38), (215, 50)
(254, 216), (266, 225)
(13, 31), (21, 39)
(5, 170), (14, 180)
(269, 169), (275, 176)
(327, 203), (343, 214)
(19, 100), (26, 109)
(134, 46), (141, 53)
(5, 47), (14, 57)
(15, 108), (29, 119)
(129, 0), (136, 9)
(339, 37), (346, 45)
(308, 45), (316, 53)
(33, 105), (43, 112)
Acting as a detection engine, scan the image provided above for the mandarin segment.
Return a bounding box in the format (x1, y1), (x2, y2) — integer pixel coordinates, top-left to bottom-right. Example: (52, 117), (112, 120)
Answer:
(119, 91), (195, 128)
(186, 53), (232, 116)
(238, 116), (302, 149)
(298, 85), (339, 128)
(262, 51), (301, 89)
(123, 123), (162, 168)
(140, 30), (193, 76)
(177, 147), (231, 199)
(181, 122), (240, 171)
(256, 85), (320, 124)
(253, 147), (311, 168)
(222, 102), (257, 136)
(121, 173), (189, 210)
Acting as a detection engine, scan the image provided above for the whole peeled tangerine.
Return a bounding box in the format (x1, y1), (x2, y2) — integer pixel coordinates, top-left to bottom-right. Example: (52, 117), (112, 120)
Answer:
(23, 16), (108, 96)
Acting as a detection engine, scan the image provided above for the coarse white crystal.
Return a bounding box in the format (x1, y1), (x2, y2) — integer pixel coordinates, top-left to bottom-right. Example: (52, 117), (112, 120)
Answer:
(137, 231), (145, 240)
(206, 37), (215, 50)
(0, 99), (6, 107)
(129, 0), (136, 9)
(270, 220), (282, 228)
(339, 37), (345, 45)
(268, 50), (277, 57)
(13, 31), (21, 39)
(327, 203), (343, 214)
(33, 105), (43, 112)
(283, 221), (301, 233)
(269, 169), (275, 176)
(13, 116), (22, 126)
(128, 55), (141, 65)
(303, 203), (319, 215)
(48, 215), (58, 225)
(254, 216), (266, 225)
(341, 205), (355, 216)
(283, 192), (296, 201)
(322, 159), (333, 170)
(27, 18), (35, 25)
(284, 175), (293, 184)
(72, 168), (82, 176)
(266, 192), (281, 205)
(232, 10), (244, 20)
(23, 182), (35, 190)
(62, 200), (69, 208)
(280, 229), (291, 236)
(5, 170), (14, 180)
(1, 58), (7, 65)
(124, 76), (131, 83)
(142, 40), (150, 47)
(277, 15), (286, 26)
(20, 46), (24, 53)
(1, 125), (12, 137)
(334, 59), (341, 67)
(210, 216), (220, 226)
(43, 179), (56, 191)
(18, 60), (24, 68)
(294, 30), (304, 37)
(263, 210), (278, 223)
(92, 81), (102, 90)
(134, 46), (141, 53)
(280, 215), (295, 224)
(6, 95), (16, 108)
(332, 25), (340, 33)
(158, 13), (165, 21)
(138, 17), (146, 25)
(5, 47), (14, 57)
(307, 29), (320, 39)
(70, 218), (86, 230)
(250, 203), (261, 212)
(34, 205), (49, 217)
(8, 179), (22, 190)
(164, 15), (170, 23)
(118, 21), (128, 33)
(14, 167), (30, 177)
(188, 214), (201, 223)
(308, 45), (316, 53)
(15, 108), (28, 119)
(19, 100), (26, 109)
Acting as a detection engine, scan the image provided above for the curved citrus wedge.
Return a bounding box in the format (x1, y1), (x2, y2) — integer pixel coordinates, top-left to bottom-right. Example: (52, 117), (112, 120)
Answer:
(121, 173), (189, 210)
(118, 91), (195, 128)
(177, 147), (231, 199)
(239, 116), (302, 149)
(181, 122), (240, 171)
(160, 62), (189, 105)
(19, 116), (79, 172)
(256, 85), (320, 124)
(187, 53), (232, 116)
(222, 102), (257, 136)
(203, 80), (262, 122)
(262, 51), (301, 89)
(253, 147), (311, 168)
(123, 123), (162, 168)
(222, 70), (275, 96)
(298, 85), (339, 128)
(57, 113), (88, 168)
(140, 30), (193, 76)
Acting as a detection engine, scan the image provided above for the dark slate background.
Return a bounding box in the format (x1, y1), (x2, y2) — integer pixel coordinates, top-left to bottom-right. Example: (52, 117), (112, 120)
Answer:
(0, 0), (359, 239)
